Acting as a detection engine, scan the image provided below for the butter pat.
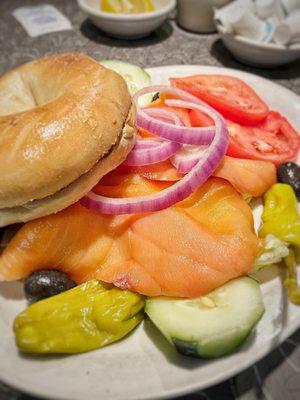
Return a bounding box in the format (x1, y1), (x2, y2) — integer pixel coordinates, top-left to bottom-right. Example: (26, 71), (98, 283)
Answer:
(229, 7), (274, 43)
(214, 0), (254, 34)
(273, 9), (300, 44)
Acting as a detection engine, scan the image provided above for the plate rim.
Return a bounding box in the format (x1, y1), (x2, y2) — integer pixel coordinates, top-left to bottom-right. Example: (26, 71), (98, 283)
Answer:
(1, 64), (299, 400)
(0, 319), (299, 400)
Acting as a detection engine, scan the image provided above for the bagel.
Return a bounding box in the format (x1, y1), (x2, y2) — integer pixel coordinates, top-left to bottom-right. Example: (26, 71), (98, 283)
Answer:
(0, 53), (136, 226)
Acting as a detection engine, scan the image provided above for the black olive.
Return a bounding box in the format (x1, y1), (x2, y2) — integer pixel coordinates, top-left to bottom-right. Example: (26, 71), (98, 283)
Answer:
(277, 162), (300, 200)
(152, 92), (159, 101)
(24, 270), (76, 303)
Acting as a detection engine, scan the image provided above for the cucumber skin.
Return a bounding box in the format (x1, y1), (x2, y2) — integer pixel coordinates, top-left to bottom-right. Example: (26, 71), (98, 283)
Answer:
(145, 277), (265, 359)
(172, 338), (199, 357)
(171, 322), (262, 359)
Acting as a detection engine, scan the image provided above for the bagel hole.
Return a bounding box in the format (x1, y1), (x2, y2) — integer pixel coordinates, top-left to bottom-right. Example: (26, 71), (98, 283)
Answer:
(0, 70), (62, 116)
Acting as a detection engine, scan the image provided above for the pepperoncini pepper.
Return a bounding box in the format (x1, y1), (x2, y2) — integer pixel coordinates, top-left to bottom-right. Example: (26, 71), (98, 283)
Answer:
(14, 280), (144, 354)
(259, 183), (300, 305)
(259, 183), (300, 246)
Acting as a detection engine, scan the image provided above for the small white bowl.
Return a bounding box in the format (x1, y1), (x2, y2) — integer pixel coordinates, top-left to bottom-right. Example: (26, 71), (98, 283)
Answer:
(78, 0), (176, 39)
(217, 24), (300, 68)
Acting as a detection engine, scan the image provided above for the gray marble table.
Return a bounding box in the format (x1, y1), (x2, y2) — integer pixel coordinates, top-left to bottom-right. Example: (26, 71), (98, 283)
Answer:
(0, 0), (300, 399)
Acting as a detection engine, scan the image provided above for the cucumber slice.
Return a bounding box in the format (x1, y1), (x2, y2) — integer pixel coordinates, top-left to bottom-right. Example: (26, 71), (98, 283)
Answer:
(100, 60), (152, 105)
(145, 277), (265, 359)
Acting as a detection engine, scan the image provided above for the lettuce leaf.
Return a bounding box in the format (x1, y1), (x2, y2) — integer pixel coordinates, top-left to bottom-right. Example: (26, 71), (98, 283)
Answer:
(253, 234), (289, 273)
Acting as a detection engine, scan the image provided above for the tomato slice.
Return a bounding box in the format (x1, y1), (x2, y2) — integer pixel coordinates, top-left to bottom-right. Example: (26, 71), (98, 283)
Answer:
(190, 109), (299, 165)
(227, 112), (299, 165)
(189, 109), (214, 127)
(170, 75), (269, 125)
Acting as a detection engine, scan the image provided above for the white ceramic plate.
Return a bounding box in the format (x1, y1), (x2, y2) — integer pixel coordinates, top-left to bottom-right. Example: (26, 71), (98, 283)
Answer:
(0, 65), (299, 400)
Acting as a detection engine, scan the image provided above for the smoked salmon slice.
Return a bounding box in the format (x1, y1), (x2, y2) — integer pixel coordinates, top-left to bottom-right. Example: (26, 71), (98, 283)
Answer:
(122, 156), (276, 198)
(0, 177), (260, 298)
(214, 156), (276, 197)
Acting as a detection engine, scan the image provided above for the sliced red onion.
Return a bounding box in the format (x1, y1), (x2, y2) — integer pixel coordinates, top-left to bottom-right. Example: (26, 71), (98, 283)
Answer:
(80, 95), (229, 215)
(122, 140), (180, 166)
(166, 97), (211, 174)
(134, 105), (185, 149)
(143, 107), (183, 126)
(135, 86), (215, 145)
(135, 139), (162, 149)
(171, 146), (208, 174)
(123, 106), (182, 167)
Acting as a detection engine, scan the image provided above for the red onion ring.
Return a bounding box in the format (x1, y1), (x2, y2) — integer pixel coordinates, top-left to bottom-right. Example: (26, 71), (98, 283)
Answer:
(135, 139), (162, 149)
(122, 140), (180, 166)
(123, 107), (182, 166)
(143, 107), (183, 126)
(80, 88), (229, 215)
(135, 86), (215, 145)
(171, 147), (207, 174)
(167, 98), (209, 173)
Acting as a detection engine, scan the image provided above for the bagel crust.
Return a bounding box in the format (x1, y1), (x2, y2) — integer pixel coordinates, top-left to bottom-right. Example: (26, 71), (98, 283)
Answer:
(0, 53), (133, 208)
(0, 104), (136, 227)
